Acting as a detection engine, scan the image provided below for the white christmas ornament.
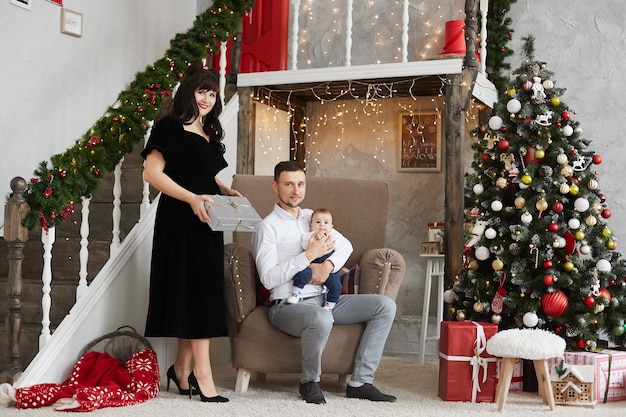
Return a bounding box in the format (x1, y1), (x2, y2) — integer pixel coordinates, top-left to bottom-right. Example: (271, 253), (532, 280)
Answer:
(519, 182), (529, 190)
(485, 228), (497, 239)
(559, 183), (570, 194)
(574, 198), (590, 212)
(521, 212), (533, 224)
(588, 179), (598, 190)
(580, 244), (591, 255)
(491, 200), (503, 212)
(562, 125), (574, 136)
(554, 237), (566, 248)
(556, 153), (568, 165)
(475, 246), (491, 261)
(523, 312), (539, 327)
(568, 218), (581, 230)
(443, 289), (456, 304)
(596, 259), (612, 272)
(506, 99), (522, 114)
(585, 216), (598, 227)
(473, 183), (484, 195)
(488, 115), (503, 130)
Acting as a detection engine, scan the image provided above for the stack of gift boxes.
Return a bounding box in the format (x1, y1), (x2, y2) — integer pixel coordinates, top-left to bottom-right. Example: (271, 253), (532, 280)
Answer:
(438, 321), (626, 404)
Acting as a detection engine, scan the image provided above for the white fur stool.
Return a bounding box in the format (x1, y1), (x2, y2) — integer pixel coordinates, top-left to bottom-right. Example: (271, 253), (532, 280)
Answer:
(486, 328), (566, 411)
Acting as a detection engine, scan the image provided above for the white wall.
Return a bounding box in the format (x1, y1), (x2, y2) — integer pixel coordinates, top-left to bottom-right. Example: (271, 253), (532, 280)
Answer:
(508, 0), (626, 254)
(0, 0), (199, 234)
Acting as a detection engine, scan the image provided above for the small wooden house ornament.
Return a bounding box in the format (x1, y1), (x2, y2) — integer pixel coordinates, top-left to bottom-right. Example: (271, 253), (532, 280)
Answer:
(550, 360), (597, 408)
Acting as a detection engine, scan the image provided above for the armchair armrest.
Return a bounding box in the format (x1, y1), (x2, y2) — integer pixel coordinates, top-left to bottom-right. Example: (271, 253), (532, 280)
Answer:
(358, 248), (405, 301)
(224, 242), (258, 332)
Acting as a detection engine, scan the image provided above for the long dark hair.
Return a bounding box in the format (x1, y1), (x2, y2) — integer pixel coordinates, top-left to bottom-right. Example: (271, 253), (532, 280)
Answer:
(167, 62), (224, 142)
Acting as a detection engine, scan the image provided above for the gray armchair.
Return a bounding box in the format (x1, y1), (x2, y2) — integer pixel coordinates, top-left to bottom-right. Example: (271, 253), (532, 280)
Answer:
(223, 174), (405, 393)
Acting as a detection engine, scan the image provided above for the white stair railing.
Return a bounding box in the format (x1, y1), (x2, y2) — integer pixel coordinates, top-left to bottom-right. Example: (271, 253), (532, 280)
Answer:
(39, 228), (55, 348)
(76, 196), (90, 301)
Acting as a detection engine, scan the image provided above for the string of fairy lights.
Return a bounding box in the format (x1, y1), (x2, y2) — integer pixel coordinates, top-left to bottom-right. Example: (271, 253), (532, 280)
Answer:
(251, 74), (485, 167)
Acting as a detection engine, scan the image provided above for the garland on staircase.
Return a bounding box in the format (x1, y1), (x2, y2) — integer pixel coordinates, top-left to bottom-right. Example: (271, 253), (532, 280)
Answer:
(22, 1), (255, 231)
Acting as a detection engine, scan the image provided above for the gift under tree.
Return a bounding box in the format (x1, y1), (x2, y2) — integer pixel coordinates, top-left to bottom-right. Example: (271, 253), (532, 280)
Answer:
(448, 35), (626, 350)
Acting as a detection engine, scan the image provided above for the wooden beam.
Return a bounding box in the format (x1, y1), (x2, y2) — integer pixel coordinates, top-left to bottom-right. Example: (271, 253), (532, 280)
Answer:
(237, 86), (255, 174)
(443, 0), (481, 297)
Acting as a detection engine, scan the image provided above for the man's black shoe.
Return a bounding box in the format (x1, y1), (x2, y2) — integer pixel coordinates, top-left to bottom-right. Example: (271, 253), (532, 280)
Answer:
(299, 381), (326, 404)
(346, 383), (396, 402)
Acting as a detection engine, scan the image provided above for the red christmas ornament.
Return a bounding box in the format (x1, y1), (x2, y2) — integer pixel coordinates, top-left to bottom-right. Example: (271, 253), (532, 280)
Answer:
(523, 80), (533, 91)
(551, 201), (563, 213)
(555, 326), (563, 335)
(598, 194), (606, 203)
(541, 290), (568, 317)
(50, 213), (56, 220)
(524, 146), (539, 165)
(548, 223), (559, 233)
(543, 260), (553, 269)
(543, 274), (555, 286)
(571, 149), (578, 155)
(576, 339), (586, 349)
(599, 287), (611, 301)
(601, 209), (611, 219)
(583, 296), (595, 307)
(481, 153), (490, 161)
(561, 111), (570, 121)
(498, 140), (510, 151)
(592, 154), (603, 164)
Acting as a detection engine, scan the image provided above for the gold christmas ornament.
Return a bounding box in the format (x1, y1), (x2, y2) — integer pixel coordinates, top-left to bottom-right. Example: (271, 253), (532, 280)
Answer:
(491, 314), (502, 324)
(535, 199), (548, 212)
(473, 302), (484, 312)
(492, 259), (504, 271)
(456, 310), (466, 321)
(514, 196), (526, 208)
(560, 165), (574, 177)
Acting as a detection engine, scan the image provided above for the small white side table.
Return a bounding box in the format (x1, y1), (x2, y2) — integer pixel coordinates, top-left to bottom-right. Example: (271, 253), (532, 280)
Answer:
(419, 253), (445, 365)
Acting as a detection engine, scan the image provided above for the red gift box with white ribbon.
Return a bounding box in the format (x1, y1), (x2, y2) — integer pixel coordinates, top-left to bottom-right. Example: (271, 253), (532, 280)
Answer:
(438, 321), (498, 402)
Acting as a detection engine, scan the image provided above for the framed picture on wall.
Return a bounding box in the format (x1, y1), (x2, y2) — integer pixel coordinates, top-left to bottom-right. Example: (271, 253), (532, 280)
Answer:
(398, 112), (441, 172)
(10, 0), (31, 10)
(61, 8), (83, 37)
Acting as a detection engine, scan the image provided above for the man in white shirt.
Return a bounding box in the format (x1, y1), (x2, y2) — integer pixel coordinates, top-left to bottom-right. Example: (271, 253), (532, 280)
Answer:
(251, 161), (397, 404)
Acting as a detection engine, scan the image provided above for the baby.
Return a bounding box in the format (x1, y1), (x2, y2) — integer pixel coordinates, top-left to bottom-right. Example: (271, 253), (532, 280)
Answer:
(287, 208), (344, 311)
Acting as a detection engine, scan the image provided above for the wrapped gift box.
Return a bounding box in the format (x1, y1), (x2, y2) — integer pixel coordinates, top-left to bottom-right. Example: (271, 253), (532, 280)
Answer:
(496, 358), (523, 391)
(547, 349), (626, 403)
(204, 195), (261, 232)
(438, 321), (498, 402)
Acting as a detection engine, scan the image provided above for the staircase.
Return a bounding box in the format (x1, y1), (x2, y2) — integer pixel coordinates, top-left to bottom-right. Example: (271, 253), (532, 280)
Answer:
(0, 93), (239, 386)
(0, 140), (153, 381)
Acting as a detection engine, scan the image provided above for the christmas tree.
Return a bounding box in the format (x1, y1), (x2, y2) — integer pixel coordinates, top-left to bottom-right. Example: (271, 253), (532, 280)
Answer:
(449, 35), (626, 350)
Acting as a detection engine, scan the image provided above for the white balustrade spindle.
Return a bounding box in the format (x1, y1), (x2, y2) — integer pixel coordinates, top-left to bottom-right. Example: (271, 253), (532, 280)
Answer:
(401, 0), (409, 63)
(76, 196), (90, 301)
(141, 122), (153, 219)
(480, 0), (489, 76)
(40, 227), (55, 348)
(345, 0), (353, 66)
(219, 41), (228, 106)
(110, 157), (123, 256)
(290, 0), (301, 70)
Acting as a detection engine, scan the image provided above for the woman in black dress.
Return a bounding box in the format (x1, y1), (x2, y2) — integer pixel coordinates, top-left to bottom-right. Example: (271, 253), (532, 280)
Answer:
(141, 63), (240, 403)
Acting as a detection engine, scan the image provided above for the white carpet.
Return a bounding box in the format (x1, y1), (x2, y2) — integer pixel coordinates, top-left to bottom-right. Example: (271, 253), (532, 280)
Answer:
(2, 356), (625, 416)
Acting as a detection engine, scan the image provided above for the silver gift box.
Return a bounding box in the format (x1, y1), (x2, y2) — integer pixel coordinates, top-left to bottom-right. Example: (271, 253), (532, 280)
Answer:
(203, 195), (262, 232)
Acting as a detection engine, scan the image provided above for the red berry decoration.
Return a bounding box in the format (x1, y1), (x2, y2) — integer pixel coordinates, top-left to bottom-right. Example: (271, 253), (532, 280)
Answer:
(592, 154), (603, 164)
(601, 209), (611, 219)
(583, 296), (595, 307)
(541, 290), (568, 317)
(498, 140), (510, 151)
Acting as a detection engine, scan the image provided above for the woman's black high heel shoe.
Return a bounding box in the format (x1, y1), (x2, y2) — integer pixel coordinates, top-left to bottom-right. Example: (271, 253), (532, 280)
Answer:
(188, 372), (229, 403)
(166, 365), (197, 396)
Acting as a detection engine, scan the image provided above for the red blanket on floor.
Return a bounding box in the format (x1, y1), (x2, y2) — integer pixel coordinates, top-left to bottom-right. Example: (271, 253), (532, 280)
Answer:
(15, 349), (159, 412)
